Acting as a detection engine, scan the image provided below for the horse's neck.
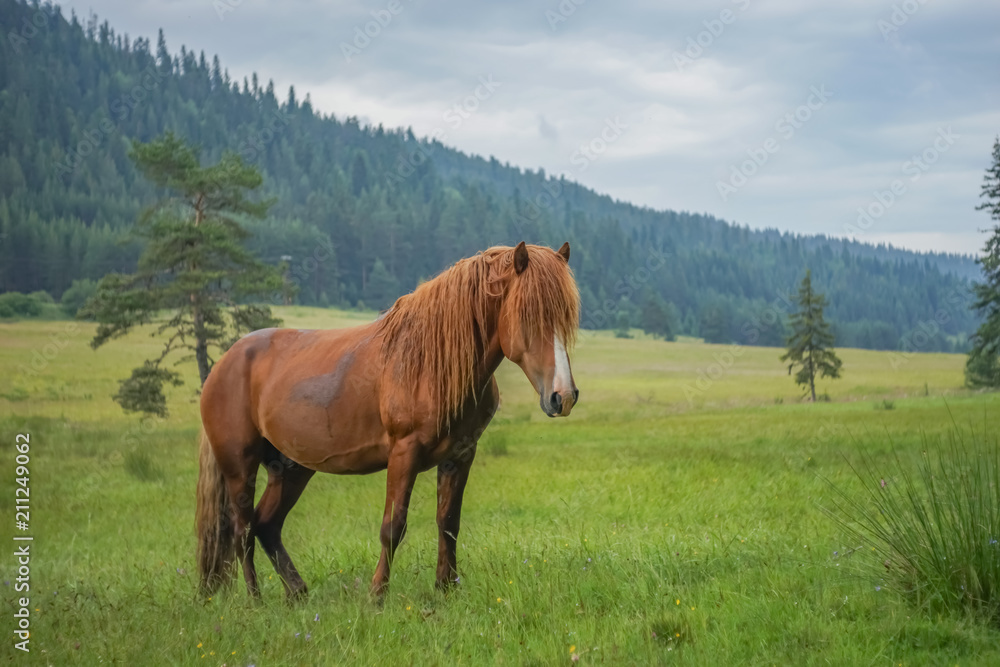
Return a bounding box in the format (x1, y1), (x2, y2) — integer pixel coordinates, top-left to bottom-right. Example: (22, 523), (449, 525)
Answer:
(477, 329), (505, 383)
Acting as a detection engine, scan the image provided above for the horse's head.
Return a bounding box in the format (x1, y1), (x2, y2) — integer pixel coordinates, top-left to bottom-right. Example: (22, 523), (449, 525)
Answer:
(498, 242), (580, 418)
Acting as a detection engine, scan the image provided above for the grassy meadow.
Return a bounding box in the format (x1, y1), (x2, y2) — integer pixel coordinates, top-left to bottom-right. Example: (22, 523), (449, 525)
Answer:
(1, 307), (998, 665)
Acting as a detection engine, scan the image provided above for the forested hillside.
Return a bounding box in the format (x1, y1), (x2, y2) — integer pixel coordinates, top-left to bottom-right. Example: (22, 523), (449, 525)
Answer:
(0, 0), (981, 350)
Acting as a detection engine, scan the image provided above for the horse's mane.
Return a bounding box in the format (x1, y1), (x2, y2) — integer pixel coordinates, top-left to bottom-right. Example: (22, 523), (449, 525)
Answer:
(377, 244), (580, 427)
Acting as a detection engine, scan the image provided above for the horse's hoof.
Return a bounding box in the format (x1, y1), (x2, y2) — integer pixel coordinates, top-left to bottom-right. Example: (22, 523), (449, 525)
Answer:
(435, 576), (460, 592)
(285, 588), (309, 604)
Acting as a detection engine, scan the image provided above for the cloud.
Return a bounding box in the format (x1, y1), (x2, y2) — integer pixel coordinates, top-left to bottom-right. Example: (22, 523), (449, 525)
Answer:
(60, 0), (1000, 255)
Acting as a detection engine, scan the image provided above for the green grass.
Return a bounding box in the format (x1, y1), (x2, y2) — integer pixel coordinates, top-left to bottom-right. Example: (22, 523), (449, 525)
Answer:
(1, 307), (998, 665)
(828, 425), (1000, 624)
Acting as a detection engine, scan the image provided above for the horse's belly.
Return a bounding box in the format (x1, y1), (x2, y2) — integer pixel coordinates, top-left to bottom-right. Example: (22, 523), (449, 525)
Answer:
(259, 400), (389, 475)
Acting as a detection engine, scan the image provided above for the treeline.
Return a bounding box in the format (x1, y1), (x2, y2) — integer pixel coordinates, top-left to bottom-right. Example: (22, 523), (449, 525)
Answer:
(0, 0), (980, 351)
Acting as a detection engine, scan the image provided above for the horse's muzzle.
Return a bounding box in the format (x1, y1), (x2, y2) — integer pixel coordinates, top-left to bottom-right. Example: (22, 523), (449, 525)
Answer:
(541, 388), (579, 417)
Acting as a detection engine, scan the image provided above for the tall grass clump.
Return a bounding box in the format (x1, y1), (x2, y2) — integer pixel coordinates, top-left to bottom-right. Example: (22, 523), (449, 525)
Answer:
(124, 448), (165, 481)
(827, 425), (1000, 625)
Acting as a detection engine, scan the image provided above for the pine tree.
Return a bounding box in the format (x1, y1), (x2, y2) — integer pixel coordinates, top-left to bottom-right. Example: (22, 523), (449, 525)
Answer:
(614, 311), (632, 339)
(781, 270), (842, 401)
(640, 291), (675, 341)
(699, 301), (730, 344)
(363, 258), (400, 311)
(81, 132), (285, 416)
(965, 137), (1000, 387)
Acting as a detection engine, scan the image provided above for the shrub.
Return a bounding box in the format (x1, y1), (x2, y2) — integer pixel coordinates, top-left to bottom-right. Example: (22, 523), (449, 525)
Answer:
(61, 279), (98, 317)
(826, 427), (1000, 625)
(29, 290), (55, 304)
(0, 291), (43, 318)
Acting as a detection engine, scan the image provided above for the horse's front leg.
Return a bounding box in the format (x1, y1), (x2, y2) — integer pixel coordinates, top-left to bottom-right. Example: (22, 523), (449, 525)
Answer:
(435, 447), (475, 590)
(371, 441), (420, 598)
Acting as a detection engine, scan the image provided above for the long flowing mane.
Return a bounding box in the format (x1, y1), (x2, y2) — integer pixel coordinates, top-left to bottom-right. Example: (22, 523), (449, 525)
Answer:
(377, 244), (580, 427)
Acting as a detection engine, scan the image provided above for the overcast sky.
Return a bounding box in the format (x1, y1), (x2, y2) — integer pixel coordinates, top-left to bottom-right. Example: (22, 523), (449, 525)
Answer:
(61, 0), (1000, 255)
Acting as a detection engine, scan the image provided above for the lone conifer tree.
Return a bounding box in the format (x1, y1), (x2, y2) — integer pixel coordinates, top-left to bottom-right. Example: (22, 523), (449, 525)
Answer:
(82, 132), (285, 416)
(781, 270), (842, 401)
(965, 136), (1000, 388)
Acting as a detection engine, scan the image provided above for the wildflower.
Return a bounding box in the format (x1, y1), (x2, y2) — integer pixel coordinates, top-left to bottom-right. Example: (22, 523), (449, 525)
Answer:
(675, 599), (680, 605)
(314, 613), (320, 621)
(571, 654), (580, 662)
(875, 586), (881, 591)
(880, 478), (886, 488)
(497, 597), (502, 602)
(197, 643), (202, 648)
(569, 645), (576, 653)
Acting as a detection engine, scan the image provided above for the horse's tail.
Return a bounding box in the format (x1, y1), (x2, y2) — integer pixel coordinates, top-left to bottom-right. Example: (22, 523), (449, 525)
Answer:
(195, 427), (235, 594)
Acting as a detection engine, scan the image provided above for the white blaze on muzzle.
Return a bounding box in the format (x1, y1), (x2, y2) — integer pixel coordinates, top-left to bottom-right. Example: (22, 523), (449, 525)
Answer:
(553, 335), (573, 396)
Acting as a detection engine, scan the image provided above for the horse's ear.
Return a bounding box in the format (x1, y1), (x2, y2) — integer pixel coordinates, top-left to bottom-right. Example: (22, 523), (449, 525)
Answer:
(557, 242), (570, 263)
(513, 241), (529, 274)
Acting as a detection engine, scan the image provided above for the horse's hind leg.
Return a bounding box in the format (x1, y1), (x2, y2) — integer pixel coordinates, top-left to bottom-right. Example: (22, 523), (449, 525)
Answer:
(216, 439), (264, 598)
(256, 441), (315, 600)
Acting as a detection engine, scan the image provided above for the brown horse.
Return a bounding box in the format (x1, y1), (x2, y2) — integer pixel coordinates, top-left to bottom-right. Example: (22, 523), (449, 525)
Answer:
(196, 242), (580, 599)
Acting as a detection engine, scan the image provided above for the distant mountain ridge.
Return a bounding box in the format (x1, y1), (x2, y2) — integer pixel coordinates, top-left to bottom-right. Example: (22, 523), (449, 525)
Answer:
(0, 0), (981, 351)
